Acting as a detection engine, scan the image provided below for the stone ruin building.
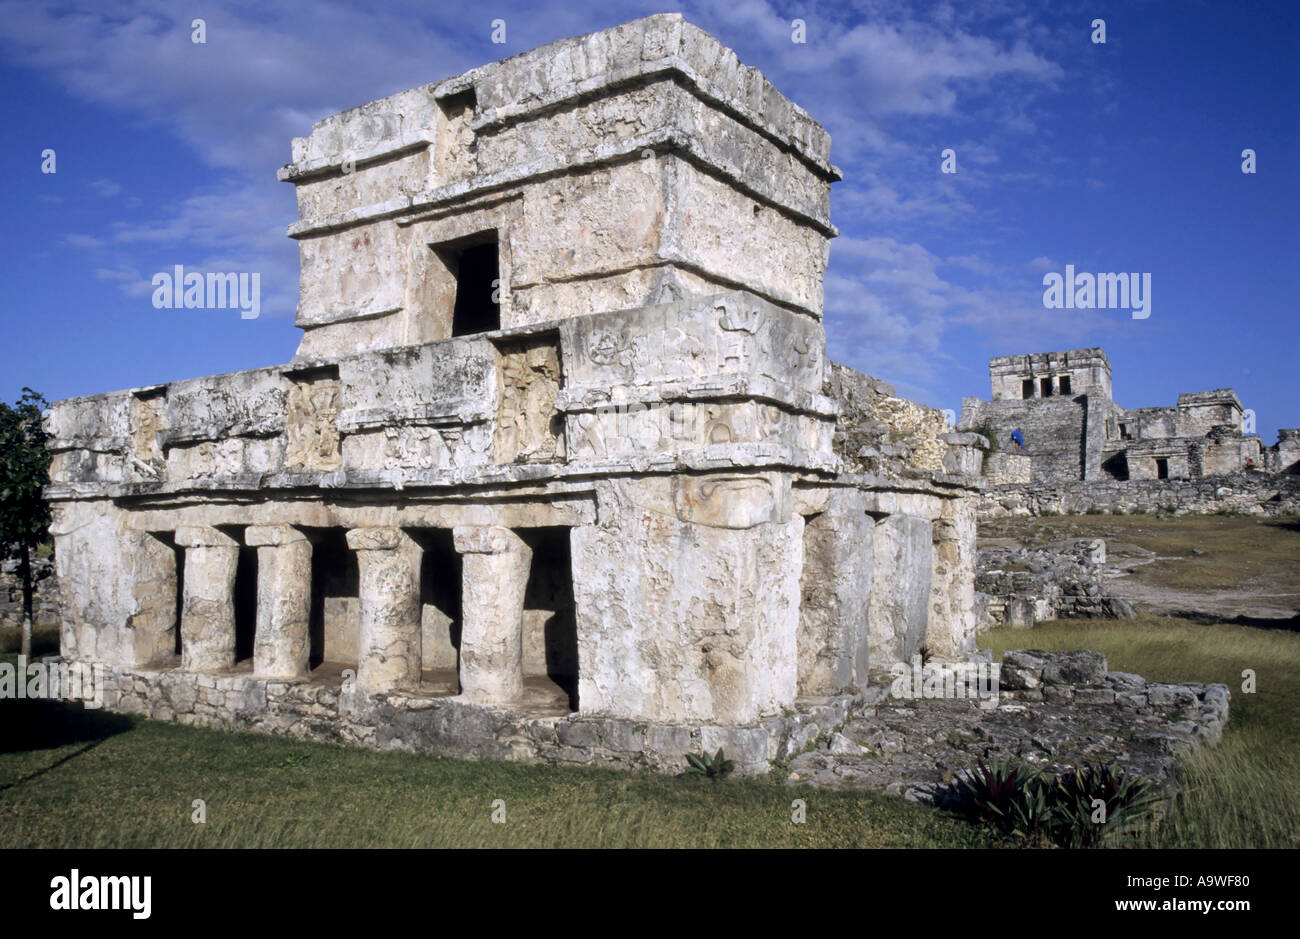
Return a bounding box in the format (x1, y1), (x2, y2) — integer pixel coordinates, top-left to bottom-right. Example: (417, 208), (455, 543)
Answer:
(41, 15), (990, 775)
(959, 347), (1298, 485)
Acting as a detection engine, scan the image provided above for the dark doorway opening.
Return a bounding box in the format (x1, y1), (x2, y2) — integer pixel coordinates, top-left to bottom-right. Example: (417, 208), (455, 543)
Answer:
(306, 528), (359, 670)
(1021, 379), (1034, 399)
(171, 539), (185, 656)
(1059, 375), (1072, 395)
(233, 545), (258, 665)
(1156, 458), (1170, 479)
(1040, 377), (1053, 397)
(439, 235), (500, 336)
(521, 527), (578, 712)
(1102, 452), (1129, 481)
(414, 528), (462, 694)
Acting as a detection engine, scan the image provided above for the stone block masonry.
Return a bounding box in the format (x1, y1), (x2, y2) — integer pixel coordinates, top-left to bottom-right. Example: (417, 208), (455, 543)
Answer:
(979, 473), (1300, 519)
(961, 347), (1289, 485)
(43, 16), (988, 777)
(41, 16), (1223, 792)
(787, 650), (1229, 803)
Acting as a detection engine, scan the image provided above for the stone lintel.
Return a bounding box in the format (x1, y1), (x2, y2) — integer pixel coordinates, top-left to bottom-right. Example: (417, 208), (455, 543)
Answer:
(175, 526), (240, 549)
(346, 527), (408, 552)
(245, 524), (309, 547)
(453, 525), (526, 555)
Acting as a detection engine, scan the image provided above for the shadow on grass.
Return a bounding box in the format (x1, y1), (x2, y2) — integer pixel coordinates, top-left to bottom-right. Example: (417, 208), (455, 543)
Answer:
(0, 698), (135, 756)
(1167, 610), (1300, 632)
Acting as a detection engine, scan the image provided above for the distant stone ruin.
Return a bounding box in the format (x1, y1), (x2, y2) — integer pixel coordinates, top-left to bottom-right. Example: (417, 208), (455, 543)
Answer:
(41, 16), (989, 775)
(960, 347), (1297, 484)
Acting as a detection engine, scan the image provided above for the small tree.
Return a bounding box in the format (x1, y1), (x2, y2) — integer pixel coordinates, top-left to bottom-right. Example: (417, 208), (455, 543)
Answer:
(0, 389), (51, 657)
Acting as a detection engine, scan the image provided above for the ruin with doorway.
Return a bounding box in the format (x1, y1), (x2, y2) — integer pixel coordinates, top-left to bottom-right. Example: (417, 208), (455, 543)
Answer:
(959, 347), (1298, 485)
(46, 15), (1003, 774)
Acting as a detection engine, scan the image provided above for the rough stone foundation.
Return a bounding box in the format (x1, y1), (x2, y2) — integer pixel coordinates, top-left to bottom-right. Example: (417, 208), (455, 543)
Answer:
(78, 659), (858, 776)
(787, 650), (1229, 802)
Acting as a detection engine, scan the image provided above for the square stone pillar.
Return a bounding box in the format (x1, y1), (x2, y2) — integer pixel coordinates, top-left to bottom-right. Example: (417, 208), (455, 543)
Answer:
(926, 497), (978, 660)
(129, 533), (179, 667)
(175, 526), (241, 672)
(246, 525), (313, 679)
(345, 527), (422, 694)
(868, 514), (934, 668)
(798, 489), (873, 696)
(453, 526), (532, 705)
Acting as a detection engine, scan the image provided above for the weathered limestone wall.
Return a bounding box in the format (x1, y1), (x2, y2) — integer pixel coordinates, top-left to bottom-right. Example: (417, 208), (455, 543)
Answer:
(976, 539), (1135, 629)
(826, 364), (948, 476)
(978, 473), (1300, 518)
(988, 348), (1112, 402)
(928, 495), (978, 658)
(959, 395), (1086, 483)
(571, 474), (801, 724)
(77, 660), (860, 777)
(42, 16), (988, 769)
(796, 488), (872, 696)
(1272, 430), (1300, 474)
(983, 451), (1031, 484)
(280, 14), (839, 360)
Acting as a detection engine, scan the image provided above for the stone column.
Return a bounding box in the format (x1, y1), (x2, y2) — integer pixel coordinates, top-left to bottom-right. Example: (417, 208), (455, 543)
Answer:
(246, 525), (312, 679)
(345, 527), (422, 694)
(129, 532), (179, 667)
(175, 526), (240, 671)
(453, 526), (532, 705)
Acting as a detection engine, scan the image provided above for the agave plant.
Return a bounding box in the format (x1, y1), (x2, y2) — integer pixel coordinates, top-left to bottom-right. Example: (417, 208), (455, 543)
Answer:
(685, 748), (736, 780)
(1050, 763), (1162, 847)
(954, 755), (1051, 839)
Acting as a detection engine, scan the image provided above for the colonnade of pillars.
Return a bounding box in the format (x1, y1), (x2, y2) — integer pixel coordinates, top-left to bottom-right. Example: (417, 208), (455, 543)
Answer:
(171, 524), (536, 702)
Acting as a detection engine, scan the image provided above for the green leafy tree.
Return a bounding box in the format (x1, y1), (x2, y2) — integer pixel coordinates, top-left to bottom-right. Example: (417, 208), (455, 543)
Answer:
(0, 389), (52, 657)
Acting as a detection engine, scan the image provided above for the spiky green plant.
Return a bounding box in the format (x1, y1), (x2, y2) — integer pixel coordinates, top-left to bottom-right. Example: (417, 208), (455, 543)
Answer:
(684, 748), (736, 781)
(1049, 763), (1162, 847)
(953, 756), (1050, 839)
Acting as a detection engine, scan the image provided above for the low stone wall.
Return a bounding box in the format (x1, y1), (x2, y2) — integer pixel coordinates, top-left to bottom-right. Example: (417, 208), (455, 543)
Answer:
(978, 472), (1300, 518)
(976, 539), (1134, 629)
(0, 556), (61, 646)
(79, 661), (859, 777)
(787, 650), (1229, 800)
(983, 451), (1031, 485)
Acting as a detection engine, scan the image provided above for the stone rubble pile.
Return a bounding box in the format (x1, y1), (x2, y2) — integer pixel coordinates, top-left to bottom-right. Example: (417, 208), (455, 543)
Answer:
(976, 539), (1135, 629)
(787, 649), (1228, 804)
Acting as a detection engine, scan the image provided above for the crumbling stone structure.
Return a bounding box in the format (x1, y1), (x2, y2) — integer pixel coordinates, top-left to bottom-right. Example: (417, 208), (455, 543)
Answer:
(976, 539), (1135, 629)
(42, 16), (986, 775)
(959, 347), (1291, 483)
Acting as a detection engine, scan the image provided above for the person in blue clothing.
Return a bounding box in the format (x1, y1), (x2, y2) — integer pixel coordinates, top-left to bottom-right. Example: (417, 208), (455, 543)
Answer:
(1009, 428), (1025, 451)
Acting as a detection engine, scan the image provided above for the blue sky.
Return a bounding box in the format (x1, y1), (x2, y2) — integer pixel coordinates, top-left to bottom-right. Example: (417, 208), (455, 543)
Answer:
(1, 0), (1296, 440)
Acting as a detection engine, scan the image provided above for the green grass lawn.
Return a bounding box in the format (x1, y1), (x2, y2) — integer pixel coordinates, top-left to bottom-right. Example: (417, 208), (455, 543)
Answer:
(0, 669), (999, 848)
(3, 612), (1296, 848)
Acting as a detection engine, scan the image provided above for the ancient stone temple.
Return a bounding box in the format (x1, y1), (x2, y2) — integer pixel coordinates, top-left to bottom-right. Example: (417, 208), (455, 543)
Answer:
(43, 15), (986, 774)
(960, 347), (1294, 484)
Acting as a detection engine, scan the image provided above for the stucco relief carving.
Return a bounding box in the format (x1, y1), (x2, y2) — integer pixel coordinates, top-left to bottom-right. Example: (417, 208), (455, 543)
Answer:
(285, 373), (342, 471)
(494, 340), (564, 463)
(128, 393), (167, 479)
